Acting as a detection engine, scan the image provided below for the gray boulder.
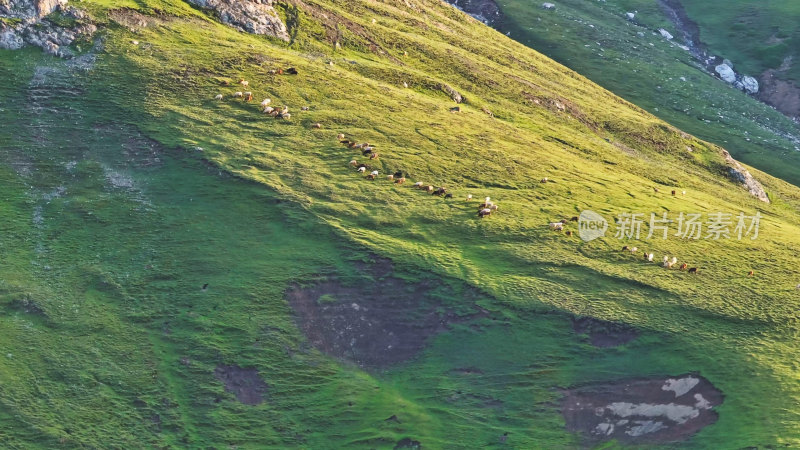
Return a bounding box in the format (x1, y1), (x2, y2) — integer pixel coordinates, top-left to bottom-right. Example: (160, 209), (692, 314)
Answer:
(721, 150), (770, 203)
(741, 76), (759, 94)
(714, 64), (736, 84)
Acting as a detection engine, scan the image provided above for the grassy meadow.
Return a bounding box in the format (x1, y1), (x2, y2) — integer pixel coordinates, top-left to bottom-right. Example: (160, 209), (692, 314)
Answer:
(0, 0), (799, 447)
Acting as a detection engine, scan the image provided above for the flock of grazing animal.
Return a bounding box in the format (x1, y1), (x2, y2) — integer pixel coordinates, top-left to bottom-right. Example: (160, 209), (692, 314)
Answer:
(214, 75), (296, 120)
(340, 136), (501, 218)
(211, 75), (775, 283)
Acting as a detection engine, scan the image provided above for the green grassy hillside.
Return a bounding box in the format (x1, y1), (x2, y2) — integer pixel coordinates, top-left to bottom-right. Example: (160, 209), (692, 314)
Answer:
(492, 0), (800, 186)
(1, 0), (799, 448)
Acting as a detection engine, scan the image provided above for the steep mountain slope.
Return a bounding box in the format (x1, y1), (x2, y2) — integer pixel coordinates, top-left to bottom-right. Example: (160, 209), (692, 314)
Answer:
(0, 0), (799, 448)
(476, 0), (800, 186)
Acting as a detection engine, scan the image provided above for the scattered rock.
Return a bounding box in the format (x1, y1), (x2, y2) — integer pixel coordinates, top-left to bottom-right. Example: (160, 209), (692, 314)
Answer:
(562, 374), (723, 443)
(542, 2), (555, 10)
(721, 149), (770, 203)
(625, 12), (635, 20)
(0, 0), (95, 57)
(185, 0), (289, 41)
(658, 28), (673, 40)
(445, 0), (502, 25)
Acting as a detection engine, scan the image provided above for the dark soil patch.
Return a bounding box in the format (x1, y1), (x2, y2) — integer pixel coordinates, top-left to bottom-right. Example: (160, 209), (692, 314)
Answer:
(213, 365), (268, 405)
(286, 257), (489, 370)
(572, 317), (639, 348)
(561, 374), (723, 444)
(394, 437), (422, 449)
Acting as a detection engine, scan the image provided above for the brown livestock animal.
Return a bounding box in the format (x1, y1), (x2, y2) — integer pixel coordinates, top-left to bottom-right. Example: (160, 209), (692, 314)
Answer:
(748, 270), (754, 277)
(680, 263), (688, 270)
(369, 152), (379, 160)
(395, 177), (406, 185)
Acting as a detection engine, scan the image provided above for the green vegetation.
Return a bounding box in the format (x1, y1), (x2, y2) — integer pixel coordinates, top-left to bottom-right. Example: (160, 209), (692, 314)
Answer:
(0, 0), (799, 448)
(494, 0), (800, 185)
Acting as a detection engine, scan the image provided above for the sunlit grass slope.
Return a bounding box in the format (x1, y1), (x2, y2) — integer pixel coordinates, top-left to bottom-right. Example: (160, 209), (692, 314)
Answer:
(0, 0), (799, 447)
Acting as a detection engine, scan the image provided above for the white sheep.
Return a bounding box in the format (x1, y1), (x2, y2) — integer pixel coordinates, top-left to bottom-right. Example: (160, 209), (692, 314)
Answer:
(466, 194), (473, 201)
(370, 170), (379, 176)
(357, 167), (366, 173)
(387, 175), (394, 180)
(282, 113), (291, 120)
(349, 160), (358, 166)
(645, 253), (654, 262)
(337, 133), (345, 140)
(260, 99), (271, 107)
(214, 94), (223, 100)
(413, 181), (423, 187)
(240, 79), (249, 87)
(233, 91), (243, 98)
(629, 246), (638, 253)
(263, 106), (274, 114)
(549, 222), (564, 231)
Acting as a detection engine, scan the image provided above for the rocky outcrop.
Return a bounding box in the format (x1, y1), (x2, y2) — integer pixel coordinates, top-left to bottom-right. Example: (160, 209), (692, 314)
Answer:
(0, 1), (95, 57)
(446, 0), (501, 24)
(721, 149), (770, 203)
(186, 0), (288, 41)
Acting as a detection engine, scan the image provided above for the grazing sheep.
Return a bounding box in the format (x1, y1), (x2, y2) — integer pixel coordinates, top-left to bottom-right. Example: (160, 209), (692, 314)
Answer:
(478, 208), (492, 218)
(395, 177), (406, 185)
(688, 267), (698, 274)
(312, 123), (322, 129)
(671, 190), (676, 196)
(748, 270), (754, 277)
(340, 140), (351, 145)
(654, 187), (659, 193)
(541, 177), (548, 183)
(301, 106), (310, 111)
(623, 246), (629, 252)
(466, 194), (473, 201)
(239, 79), (249, 87)
(425, 185), (434, 193)
(357, 166), (366, 173)
(662, 257), (678, 268)
(282, 113), (291, 120)
(565, 230), (572, 236)
(393, 171), (403, 178)
(445, 193), (453, 199)
(263, 106), (274, 114)
(281, 106), (289, 114)
(560, 219), (568, 224)
(489, 204), (498, 211)
(214, 94), (223, 100)
(366, 174), (376, 180)
(629, 247), (638, 253)
(413, 181), (424, 188)
(644, 253), (654, 262)
(671, 257), (678, 266)
(349, 160), (358, 167)
(244, 92), (253, 102)
(286, 67), (298, 75)
(386, 174), (394, 181)
(260, 99), (271, 107)
(680, 263), (688, 270)
(337, 133), (345, 140)
(570, 216), (579, 222)
(549, 222), (564, 231)
(433, 187), (447, 196)
(682, 190), (687, 195)
(370, 170), (379, 176)
(233, 91), (244, 98)
(369, 153), (379, 160)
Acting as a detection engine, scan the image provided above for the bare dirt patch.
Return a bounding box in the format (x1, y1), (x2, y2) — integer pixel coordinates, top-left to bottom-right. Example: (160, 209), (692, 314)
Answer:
(561, 374), (723, 444)
(286, 257), (489, 370)
(571, 317), (639, 348)
(213, 365), (268, 405)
